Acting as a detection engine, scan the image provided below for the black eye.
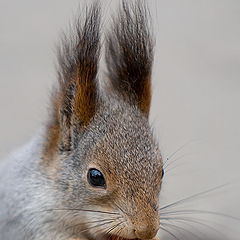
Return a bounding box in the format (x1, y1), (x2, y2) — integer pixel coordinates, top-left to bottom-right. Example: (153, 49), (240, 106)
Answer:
(161, 169), (165, 178)
(87, 168), (106, 188)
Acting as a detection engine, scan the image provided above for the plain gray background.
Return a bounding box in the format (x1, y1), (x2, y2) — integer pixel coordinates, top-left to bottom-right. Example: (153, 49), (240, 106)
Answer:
(0, 0), (240, 239)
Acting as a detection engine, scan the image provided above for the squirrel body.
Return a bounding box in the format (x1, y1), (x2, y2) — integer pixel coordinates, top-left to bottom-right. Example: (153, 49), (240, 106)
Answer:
(0, 1), (163, 240)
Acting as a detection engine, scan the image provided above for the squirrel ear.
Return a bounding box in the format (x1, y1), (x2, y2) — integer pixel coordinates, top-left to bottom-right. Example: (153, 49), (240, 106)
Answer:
(106, 0), (154, 116)
(43, 3), (101, 160)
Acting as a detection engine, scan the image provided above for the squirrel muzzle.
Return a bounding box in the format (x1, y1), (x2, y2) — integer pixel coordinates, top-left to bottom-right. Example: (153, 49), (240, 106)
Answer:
(131, 211), (160, 240)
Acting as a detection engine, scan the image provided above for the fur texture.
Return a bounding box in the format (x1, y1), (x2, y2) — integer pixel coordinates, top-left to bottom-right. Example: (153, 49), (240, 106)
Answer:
(0, 1), (163, 240)
(106, 1), (154, 116)
(43, 3), (101, 162)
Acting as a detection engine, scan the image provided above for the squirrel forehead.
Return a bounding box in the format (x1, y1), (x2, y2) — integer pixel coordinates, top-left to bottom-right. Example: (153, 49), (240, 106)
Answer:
(71, 101), (163, 177)
(85, 106), (162, 172)
(90, 134), (162, 195)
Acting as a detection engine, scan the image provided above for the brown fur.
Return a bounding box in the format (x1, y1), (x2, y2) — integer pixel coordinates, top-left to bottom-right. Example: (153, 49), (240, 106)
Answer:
(0, 2), (164, 240)
(106, 0), (154, 116)
(42, 3), (101, 164)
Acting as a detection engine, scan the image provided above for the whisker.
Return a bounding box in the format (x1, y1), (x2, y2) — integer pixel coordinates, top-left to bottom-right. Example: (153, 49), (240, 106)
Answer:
(94, 223), (113, 237)
(113, 202), (129, 216)
(39, 208), (119, 215)
(107, 221), (125, 236)
(66, 218), (119, 230)
(160, 184), (228, 211)
(91, 218), (123, 236)
(160, 225), (182, 240)
(100, 221), (125, 240)
(75, 220), (115, 235)
(162, 216), (227, 238)
(161, 222), (203, 240)
(163, 140), (194, 166)
(164, 153), (192, 171)
(114, 224), (125, 240)
(163, 217), (209, 239)
(104, 225), (116, 239)
(165, 163), (187, 175)
(161, 209), (240, 221)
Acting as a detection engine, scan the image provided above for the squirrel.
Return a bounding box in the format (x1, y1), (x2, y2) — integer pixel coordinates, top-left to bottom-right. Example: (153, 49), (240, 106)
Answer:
(0, 1), (164, 240)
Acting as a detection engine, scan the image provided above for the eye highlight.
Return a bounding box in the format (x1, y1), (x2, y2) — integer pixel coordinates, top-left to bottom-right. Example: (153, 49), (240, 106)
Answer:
(87, 168), (106, 188)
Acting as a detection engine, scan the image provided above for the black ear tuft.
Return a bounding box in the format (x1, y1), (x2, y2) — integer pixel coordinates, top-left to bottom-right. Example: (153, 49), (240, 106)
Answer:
(106, 0), (154, 116)
(44, 2), (101, 160)
(57, 2), (101, 127)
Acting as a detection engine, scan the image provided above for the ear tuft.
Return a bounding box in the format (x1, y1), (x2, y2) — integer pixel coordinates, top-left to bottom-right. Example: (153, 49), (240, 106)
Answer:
(57, 3), (101, 127)
(43, 2), (101, 161)
(106, 0), (154, 116)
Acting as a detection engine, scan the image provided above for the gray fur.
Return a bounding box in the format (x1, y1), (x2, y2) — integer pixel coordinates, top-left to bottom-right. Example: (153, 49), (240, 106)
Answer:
(0, 1), (163, 240)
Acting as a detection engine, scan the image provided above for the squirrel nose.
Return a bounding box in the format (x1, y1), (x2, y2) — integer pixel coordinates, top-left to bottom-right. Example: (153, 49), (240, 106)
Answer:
(134, 222), (159, 239)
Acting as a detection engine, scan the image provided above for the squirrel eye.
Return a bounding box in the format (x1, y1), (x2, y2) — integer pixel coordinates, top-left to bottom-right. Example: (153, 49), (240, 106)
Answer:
(161, 169), (165, 178)
(87, 168), (106, 188)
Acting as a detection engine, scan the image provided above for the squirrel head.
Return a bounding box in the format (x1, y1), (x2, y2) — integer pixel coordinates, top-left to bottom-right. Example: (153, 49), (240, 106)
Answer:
(42, 1), (163, 240)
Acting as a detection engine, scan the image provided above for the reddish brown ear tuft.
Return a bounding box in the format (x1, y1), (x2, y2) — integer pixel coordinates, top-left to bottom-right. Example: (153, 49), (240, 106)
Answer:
(74, 67), (98, 127)
(106, 0), (154, 116)
(43, 3), (101, 162)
